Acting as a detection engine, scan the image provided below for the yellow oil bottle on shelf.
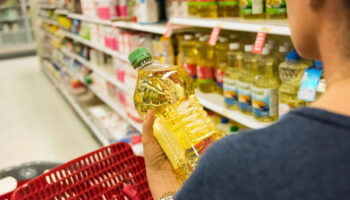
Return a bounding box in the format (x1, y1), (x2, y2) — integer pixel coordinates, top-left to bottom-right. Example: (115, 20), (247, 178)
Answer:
(266, 0), (287, 19)
(188, 0), (198, 16)
(214, 37), (230, 94)
(129, 47), (226, 179)
(218, 0), (239, 17)
(278, 50), (308, 117)
(197, 35), (217, 93)
(252, 48), (279, 122)
(197, 0), (218, 18)
(223, 42), (243, 110)
(238, 45), (258, 115)
(239, 0), (265, 19)
(181, 34), (198, 81)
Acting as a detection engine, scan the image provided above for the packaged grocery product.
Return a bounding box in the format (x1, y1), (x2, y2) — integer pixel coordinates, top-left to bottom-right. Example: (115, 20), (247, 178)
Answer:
(134, 0), (160, 24)
(197, 35), (217, 93)
(218, 0), (239, 17)
(129, 47), (226, 179)
(188, 0), (197, 16)
(239, 0), (265, 19)
(181, 34), (198, 80)
(214, 37), (230, 94)
(217, 117), (230, 134)
(197, 0), (218, 18)
(252, 48), (279, 122)
(238, 45), (258, 115)
(278, 51), (308, 117)
(266, 0), (287, 19)
(224, 42), (242, 110)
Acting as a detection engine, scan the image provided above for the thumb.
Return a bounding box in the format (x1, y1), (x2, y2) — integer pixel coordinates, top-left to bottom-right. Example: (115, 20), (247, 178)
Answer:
(143, 110), (155, 143)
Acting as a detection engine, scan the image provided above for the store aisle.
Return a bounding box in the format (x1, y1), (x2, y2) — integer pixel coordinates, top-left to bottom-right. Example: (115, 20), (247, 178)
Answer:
(0, 56), (100, 169)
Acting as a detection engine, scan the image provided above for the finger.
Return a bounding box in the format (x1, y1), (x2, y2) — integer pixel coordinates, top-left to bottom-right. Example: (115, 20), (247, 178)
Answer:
(143, 110), (155, 142)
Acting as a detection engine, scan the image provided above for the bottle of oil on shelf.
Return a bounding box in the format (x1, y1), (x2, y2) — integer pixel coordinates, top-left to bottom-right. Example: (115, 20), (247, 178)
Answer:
(130, 47), (226, 180)
(197, 0), (218, 18)
(266, 0), (287, 19)
(197, 35), (217, 93)
(188, 0), (198, 16)
(223, 42), (243, 110)
(252, 48), (280, 122)
(218, 0), (239, 17)
(239, 0), (265, 19)
(214, 36), (230, 94)
(237, 44), (258, 115)
(181, 34), (198, 81)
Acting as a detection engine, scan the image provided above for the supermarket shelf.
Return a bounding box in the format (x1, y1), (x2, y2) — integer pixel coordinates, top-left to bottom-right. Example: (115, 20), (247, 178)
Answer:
(0, 43), (36, 56)
(0, 17), (24, 22)
(89, 86), (143, 133)
(195, 90), (274, 129)
(55, 9), (68, 15)
(41, 17), (59, 26)
(170, 17), (291, 36)
(42, 63), (110, 146)
(68, 13), (114, 26)
(113, 21), (167, 35)
(0, 5), (20, 9)
(60, 48), (128, 93)
(39, 3), (57, 9)
(60, 30), (128, 61)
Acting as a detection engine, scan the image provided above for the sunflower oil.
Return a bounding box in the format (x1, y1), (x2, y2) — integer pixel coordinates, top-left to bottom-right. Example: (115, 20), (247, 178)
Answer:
(188, 0), (198, 16)
(181, 34), (198, 81)
(197, 35), (217, 93)
(197, 0), (218, 18)
(214, 37), (230, 94)
(252, 48), (279, 122)
(238, 45), (258, 115)
(223, 42), (243, 110)
(218, 0), (239, 17)
(129, 47), (226, 179)
(266, 0), (287, 19)
(239, 0), (265, 19)
(278, 50), (308, 117)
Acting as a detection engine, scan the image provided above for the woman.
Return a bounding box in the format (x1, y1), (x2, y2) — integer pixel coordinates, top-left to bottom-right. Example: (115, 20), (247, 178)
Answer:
(143, 0), (350, 199)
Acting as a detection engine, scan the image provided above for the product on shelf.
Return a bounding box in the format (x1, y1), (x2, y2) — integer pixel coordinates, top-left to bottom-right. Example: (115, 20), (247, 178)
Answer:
(223, 42), (242, 110)
(217, 117), (230, 133)
(238, 44), (257, 115)
(130, 47), (226, 179)
(214, 36), (230, 94)
(239, 0), (265, 19)
(180, 34), (198, 80)
(197, 0), (218, 18)
(134, 0), (160, 24)
(197, 35), (217, 93)
(252, 48), (279, 122)
(265, 0), (287, 19)
(278, 50), (307, 117)
(218, 0), (239, 17)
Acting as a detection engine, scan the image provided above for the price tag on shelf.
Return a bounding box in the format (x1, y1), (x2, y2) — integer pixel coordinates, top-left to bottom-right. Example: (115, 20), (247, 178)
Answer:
(163, 22), (172, 38)
(261, 27), (272, 32)
(208, 27), (221, 46)
(252, 31), (266, 54)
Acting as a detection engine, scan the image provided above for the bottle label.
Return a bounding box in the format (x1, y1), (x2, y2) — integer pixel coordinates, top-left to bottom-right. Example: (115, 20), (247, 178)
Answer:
(238, 81), (252, 111)
(223, 78), (238, 105)
(240, 0), (252, 15)
(298, 67), (323, 102)
(252, 0), (263, 14)
(215, 69), (225, 87)
(266, 0), (286, 15)
(182, 63), (197, 78)
(218, 0), (239, 6)
(196, 0), (217, 6)
(197, 66), (214, 83)
(252, 87), (278, 117)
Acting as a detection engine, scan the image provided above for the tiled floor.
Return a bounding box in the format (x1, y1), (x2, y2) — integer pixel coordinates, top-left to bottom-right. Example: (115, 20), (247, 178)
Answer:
(0, 56), (100, 169)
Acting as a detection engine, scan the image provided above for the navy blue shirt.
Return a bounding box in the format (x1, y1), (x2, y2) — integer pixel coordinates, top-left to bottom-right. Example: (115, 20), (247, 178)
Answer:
(175, 108), (350, 200)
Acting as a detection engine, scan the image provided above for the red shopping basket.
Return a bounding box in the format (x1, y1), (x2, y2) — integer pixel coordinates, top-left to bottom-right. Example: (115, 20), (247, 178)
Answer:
(10, 142), (152, 200)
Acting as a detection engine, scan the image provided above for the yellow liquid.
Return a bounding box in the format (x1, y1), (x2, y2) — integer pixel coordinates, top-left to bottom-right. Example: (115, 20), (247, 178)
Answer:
(197, 0), (218, 18)
(134, 62), (225, 179)
(252, 55), (280, 122)
(239, 0), (265, 19)
(214, 40), (229, 94)
(224, 49), (243, 110)
(278, 60), (307, 116)
(218, 0), (239, 17)
(181, 38), (198, 79)
(197, 40), (217, 93)
(238, 51), (258, 115)
(188, 1), (197, 16)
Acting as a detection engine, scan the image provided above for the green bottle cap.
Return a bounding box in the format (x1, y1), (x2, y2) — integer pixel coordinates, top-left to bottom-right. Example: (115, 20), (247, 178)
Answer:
(128, 47), (152, 69)
(85, 75), (93, 85)
(230, 126), (239, 132)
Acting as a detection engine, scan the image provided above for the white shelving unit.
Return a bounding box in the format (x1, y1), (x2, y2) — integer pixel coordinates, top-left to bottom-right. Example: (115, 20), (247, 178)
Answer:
(195, 90), (273, 129)
(113, 21), (167, 35)
(55, 9), (68, 15)
(60, 30), (129, 61)
(41, 17), (59, 26)
(42, 62), (110, 146)
(39, 3), (57, 9)
(170, 17), (290, 36)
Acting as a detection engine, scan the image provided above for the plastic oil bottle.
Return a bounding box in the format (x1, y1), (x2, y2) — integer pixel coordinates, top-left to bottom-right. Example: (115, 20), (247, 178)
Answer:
(214, 37), (230, 94)
(252, 48), (280, 122)
(197, 35), (217, 93)
(129, 47), (226, 179)
(197, 0), (218, 18)
(223, 42), (242, 110)
(218, 0), (239, 17)
(188, 0), (198, 16)
(278, 50), (308, 117)
(266, 0), (287, 19)
(181, 34), (198, 81)
(238, 45), (258, 115)
(240, 0), (265, 19)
